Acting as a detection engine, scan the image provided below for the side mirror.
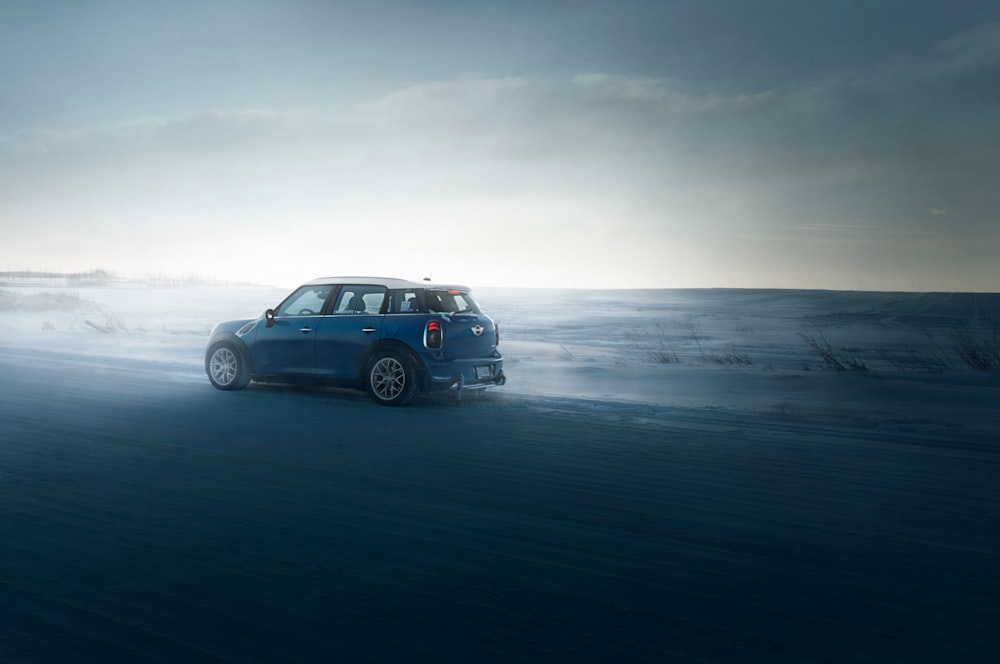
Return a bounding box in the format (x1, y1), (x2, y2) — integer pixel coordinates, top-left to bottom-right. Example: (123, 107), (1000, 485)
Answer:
(264, 309), (276, 328)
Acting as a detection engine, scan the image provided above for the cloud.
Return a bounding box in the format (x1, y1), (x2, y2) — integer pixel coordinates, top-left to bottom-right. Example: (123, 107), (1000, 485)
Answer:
(374, 77), (526, 107)
(367, 77), (526, 129)
(934, 21), (1000, 65)
(4, 17), (997, 223)
(571, 73), (676, 102)
(0, 107), (374, 165)
(687, 20), (1000, 190)
(569, 73), (775, 113)
(14, 14), (993, 168)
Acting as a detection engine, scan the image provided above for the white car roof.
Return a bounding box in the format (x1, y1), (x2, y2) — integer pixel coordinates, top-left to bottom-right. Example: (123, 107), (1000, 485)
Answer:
(302, 276), (472, 291)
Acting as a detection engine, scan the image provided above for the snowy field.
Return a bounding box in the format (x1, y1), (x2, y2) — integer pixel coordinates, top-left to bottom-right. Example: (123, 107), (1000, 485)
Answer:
(1, 280), (999, 660)
(2, 280), (998, 428)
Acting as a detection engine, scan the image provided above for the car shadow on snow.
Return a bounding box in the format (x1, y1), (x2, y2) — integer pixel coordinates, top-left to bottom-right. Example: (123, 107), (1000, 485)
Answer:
(242, 381), (504, 409)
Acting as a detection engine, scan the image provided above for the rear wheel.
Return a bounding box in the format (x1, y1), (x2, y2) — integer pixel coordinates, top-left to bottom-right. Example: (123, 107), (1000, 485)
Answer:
(207, 342), (251, 390)
(367, 352), (417, 406)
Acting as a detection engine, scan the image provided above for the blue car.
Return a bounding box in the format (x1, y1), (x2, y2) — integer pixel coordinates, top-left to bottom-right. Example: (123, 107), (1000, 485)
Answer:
(205, 277), (505, 405)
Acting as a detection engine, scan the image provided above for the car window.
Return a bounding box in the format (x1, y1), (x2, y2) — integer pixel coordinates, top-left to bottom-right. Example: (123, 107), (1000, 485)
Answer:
(425, 289), (481, 314)
(387, 289), (424, 314)
(276, 285), (332, 316)
(332, 286), (386, 315)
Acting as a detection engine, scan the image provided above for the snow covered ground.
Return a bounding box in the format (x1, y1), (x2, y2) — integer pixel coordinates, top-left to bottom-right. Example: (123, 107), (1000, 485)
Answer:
(1, 280), (998, 660)
(1, 280), (997, 431)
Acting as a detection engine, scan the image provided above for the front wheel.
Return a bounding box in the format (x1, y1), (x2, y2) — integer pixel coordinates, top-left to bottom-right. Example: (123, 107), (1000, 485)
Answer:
(366, 352), (417, 406)
(206, 342), (251, 390)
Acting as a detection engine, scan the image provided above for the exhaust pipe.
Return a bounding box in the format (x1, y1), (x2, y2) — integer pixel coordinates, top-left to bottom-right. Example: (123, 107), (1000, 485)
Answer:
(495, 371), (506, 386)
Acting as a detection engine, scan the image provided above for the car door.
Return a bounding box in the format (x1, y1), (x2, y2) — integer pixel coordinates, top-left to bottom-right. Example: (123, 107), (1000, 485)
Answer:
(252, 285), (333, 378)
(315, 285), (387, 380)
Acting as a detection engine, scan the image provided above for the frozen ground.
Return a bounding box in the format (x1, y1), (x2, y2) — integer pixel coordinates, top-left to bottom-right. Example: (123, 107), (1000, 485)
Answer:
(1, 280), (998, 660)
(2, 281), (997, 430)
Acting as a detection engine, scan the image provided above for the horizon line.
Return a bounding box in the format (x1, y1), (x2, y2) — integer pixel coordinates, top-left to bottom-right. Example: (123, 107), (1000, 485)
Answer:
(1, 269), (997, 295)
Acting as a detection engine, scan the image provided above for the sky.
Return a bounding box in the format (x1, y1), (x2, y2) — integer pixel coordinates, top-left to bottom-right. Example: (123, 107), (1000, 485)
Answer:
(1, 0), (998, 290)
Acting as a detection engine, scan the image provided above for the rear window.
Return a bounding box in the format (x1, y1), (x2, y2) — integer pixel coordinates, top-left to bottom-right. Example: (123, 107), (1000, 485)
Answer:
(424, 289), (481, 314)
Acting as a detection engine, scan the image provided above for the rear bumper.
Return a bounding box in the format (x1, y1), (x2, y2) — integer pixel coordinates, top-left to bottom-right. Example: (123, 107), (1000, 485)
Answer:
(423, 356), (505, 392)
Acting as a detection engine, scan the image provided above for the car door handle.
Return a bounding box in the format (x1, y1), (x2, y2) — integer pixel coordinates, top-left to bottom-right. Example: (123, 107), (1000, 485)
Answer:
(362, 327), (377, 334)
(299, 327), (314, 334)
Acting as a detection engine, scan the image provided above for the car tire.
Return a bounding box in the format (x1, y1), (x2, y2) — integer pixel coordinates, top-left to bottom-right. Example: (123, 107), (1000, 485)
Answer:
(207, 342), (252, 390)
(366, 351), (417, 406)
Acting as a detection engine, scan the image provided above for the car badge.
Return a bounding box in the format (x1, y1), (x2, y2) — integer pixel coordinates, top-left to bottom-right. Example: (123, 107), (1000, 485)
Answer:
(471, 325), (484, 336)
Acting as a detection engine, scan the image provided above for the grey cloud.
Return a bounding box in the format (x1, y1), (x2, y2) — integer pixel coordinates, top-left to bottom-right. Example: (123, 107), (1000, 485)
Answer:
(674, 21), (1000, 181)
(365, 77), (527, 132)
(934, 22), (1000, 64)
(0, 107), (371, 163)
(569, 73), (776, 114)
(4, 14), (997, 225)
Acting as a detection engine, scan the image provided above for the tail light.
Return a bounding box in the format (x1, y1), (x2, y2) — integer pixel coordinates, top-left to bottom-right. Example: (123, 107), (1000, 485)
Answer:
(495, 323), (500, 346)
(424, 320), (442, 349)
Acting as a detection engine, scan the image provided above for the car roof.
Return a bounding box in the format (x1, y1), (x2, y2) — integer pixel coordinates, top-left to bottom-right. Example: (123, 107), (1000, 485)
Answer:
(302, 276), (473, 291)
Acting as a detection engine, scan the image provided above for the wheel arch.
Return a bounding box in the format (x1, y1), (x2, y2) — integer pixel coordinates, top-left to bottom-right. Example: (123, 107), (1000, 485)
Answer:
(206, 332), (257, 374)
(359, 339), (425, 383)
